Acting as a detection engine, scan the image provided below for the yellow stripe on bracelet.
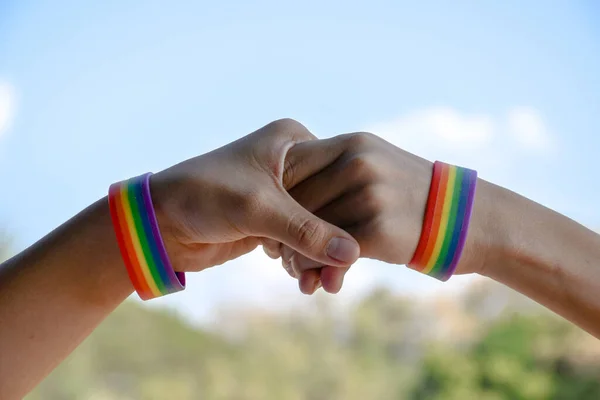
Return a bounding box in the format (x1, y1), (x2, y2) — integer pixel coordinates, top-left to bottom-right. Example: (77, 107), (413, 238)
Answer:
(119, 184), (162, 297)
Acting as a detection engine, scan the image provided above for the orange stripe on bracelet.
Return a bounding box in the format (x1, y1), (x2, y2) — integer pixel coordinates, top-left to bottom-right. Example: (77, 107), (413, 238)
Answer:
(417, 163), (449, 269)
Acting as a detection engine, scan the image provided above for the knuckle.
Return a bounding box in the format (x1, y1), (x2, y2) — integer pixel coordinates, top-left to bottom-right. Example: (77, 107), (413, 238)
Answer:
(346, 131), (376, 149)
(345, 154), (379, 180)
(346, 155), (369, 174)
(287, 216), (324, 251)
(359, 184), (387, 214)
(268, 118), (307, 134)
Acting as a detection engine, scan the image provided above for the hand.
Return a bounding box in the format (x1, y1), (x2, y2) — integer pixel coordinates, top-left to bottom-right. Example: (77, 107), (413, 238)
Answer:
(266, 132), (490, 294)
(149, 119), (360, 273)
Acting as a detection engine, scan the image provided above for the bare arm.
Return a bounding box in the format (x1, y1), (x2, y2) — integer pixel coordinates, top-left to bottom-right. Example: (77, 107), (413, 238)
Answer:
(0, 200), (132, 398)
(274, 132), (600, 338)
(477, 179), (600, 336)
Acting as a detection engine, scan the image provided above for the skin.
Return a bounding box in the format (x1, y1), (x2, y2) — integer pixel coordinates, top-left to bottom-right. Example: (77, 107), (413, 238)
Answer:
(0, 119), (360, 399)
(266, 131), (600, 338)
(2, 120), (600, 396)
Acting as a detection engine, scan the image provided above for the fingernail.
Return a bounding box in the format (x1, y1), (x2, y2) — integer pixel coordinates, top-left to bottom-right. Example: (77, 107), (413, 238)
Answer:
(326, 237), (359, 264)
(283, 259), (297, 278)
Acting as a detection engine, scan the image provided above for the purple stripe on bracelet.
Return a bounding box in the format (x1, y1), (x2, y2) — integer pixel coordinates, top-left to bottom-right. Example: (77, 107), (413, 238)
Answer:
(141, 174), (186, 288)
(443, 169), (477, 281)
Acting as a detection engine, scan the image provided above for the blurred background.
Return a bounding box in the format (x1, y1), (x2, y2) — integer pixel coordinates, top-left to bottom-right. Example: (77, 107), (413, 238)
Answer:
(1, 1), (600, 399)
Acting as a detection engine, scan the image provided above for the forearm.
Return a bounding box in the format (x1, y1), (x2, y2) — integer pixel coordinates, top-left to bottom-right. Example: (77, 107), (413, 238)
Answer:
(0, 198), (133, 398)
(472, 180), (600, 336)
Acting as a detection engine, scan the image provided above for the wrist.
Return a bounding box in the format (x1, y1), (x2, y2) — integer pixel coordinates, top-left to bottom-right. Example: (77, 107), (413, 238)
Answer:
(148, 171), (193, 272)
(460, 179), (515, 277)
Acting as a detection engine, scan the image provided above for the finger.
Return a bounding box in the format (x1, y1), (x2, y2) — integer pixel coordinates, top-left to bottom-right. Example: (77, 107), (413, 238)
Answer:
(288, 187), (382, 274)
(296, 216), (397, 266)
(288, 245), (321, 275)
(261, 238), (282, 259)
(285, 186), (378, 291)
(288, 155), (377, 213)
(248, 119), (318, 181)
(278, 243), (320, 280)
(289, 251), (306, 277)
(259, 192), (360, 268)
(257, 118), (317, 143)
(320, 265), (347, 294)
(283, 132), (382, 190)
(282, 135), (347, 190)
(281, 246), (297, 278)
(289, 250), (349, 294)
(287, 186), (381, 293)
(312, 184), (385, 228)
(298, 269), (322, 295)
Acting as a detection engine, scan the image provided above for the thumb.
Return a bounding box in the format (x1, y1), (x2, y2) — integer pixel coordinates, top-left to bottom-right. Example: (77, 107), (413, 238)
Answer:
(260, 193), (360, 268)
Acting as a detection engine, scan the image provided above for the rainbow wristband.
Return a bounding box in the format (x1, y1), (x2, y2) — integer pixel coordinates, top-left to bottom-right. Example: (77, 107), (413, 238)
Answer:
(408, 161), (477, 281)
(108, 173), (185, 300)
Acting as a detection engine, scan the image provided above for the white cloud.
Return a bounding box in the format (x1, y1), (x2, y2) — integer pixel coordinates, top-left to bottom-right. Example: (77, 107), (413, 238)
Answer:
(370, 107), (494, 153)
(368, 108), (505, 180)
(507, 107), (554, 152)
(0, 82), (15, 138)
(368, 106), (554, 154)
(366, 106), (555, 184)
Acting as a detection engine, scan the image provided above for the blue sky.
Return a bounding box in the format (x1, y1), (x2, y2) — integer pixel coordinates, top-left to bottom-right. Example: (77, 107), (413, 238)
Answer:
(1, 1), (599, 322)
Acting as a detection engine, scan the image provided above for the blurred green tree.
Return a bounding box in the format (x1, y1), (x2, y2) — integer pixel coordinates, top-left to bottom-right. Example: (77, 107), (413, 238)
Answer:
(24, 281), (600, 400)
(411, 284), (600, 400)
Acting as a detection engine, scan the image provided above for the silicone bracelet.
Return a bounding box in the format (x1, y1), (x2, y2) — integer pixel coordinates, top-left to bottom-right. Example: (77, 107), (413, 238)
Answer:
(408, 161), (477, 281)
(108, 173), (185, 300)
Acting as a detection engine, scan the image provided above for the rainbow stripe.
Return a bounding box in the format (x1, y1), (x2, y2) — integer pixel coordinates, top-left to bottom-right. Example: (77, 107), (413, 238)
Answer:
(108, 173), (185, 300)
(408, 162), (477, 281)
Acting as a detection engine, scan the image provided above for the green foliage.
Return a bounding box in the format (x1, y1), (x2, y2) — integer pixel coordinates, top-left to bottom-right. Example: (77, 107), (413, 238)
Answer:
(26, 283), (600, 400)
(412, 311), (600, 400)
